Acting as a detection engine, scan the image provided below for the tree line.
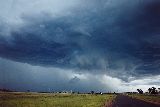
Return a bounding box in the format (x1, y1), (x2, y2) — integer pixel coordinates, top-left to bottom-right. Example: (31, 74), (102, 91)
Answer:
(137, 87), (160, 94)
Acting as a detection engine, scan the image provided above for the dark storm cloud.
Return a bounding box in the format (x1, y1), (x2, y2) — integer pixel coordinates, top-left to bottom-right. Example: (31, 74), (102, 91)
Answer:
(0, 58), (117, 92)
(0, 0), (160, 80)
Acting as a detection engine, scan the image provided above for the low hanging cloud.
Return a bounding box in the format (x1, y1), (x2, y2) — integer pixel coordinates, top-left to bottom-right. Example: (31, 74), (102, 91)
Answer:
(0, 0), (160, 91)
(1, 58), (159, 92)
(0, 58), (121, 92)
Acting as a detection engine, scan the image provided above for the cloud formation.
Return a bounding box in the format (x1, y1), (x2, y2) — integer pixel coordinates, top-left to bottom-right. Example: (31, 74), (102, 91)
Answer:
(0, 0), (160, 91)
(1, 58), (159, 92)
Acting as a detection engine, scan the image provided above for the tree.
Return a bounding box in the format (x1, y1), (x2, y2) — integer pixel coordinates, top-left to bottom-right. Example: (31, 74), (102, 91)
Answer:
(158, 88), (160, 93)
(91, 91), (94, 94)
(148, 87), (158, 94)
(137, 89), (143, 94)
(151, 87), (156, 94)
(148, 88), (152, 93)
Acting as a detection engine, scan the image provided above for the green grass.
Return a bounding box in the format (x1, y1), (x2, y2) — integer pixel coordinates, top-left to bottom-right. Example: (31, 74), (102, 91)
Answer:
(128, 94), (160, 105)
(0, 92), (116, 107)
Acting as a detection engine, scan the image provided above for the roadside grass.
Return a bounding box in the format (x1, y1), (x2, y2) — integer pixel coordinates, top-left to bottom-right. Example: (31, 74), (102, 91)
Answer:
(128, 94), (160, 105)
(0, 92), (116, 107)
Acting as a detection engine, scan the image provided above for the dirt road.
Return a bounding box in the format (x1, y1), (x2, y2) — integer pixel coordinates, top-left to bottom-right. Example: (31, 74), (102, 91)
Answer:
(112, 95), (160, 107)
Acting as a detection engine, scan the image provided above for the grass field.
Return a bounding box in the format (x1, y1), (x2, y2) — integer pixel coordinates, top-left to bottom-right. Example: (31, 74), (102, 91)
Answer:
(128, 94), (160, 105)
(0, 92), (116, 107)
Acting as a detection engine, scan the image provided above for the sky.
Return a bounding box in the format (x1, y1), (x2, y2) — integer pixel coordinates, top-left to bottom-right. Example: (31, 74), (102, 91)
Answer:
(0, 0), (160, 92)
